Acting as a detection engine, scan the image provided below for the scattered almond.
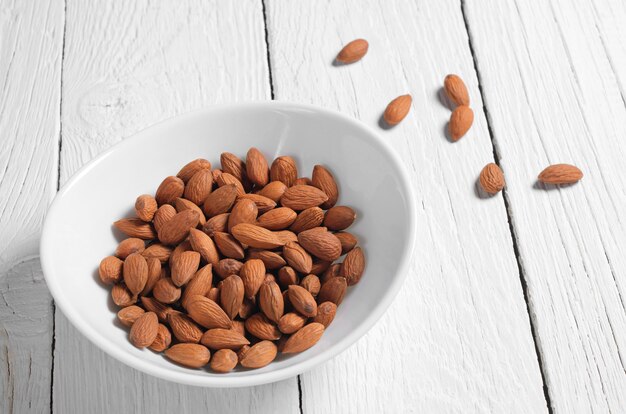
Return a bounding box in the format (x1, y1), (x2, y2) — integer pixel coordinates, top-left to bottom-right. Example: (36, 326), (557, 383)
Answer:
(538, 164), (583, 185)
(479, 163), (505, 194)
(444, 74), (470, 106)
(337, 39), (369, 64)
(383, 94), (412, 126)
(135, 195), (158, 222)
(155, 176), (184, 206)
(449, 105), (473, 141)
(99, 256), (123, 285)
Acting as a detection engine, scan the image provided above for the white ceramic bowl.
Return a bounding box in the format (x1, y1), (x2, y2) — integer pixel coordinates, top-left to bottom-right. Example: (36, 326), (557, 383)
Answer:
(41, 102), (417, 387)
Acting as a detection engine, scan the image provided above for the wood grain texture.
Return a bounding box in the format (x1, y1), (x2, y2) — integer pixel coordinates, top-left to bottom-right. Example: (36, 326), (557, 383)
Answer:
(464, 0), (626, 411)
(265, 0), (548, 412)
(54, 1), (298, 412)
(0, 0), (64, 411)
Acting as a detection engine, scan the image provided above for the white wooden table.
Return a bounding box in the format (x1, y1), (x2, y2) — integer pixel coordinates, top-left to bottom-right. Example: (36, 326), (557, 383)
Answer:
(1, 0), (625, 412)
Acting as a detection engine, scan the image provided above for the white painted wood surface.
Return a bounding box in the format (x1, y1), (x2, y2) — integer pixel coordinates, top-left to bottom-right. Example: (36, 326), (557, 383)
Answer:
(1, 0), (626, 412)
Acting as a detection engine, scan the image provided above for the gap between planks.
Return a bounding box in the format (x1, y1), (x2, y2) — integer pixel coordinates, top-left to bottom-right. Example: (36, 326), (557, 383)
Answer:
(459, 0), (554, 412)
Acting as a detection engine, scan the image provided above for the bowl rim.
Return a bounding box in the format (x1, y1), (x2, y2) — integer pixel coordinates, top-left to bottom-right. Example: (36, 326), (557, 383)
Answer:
(40, 101), (417, 387)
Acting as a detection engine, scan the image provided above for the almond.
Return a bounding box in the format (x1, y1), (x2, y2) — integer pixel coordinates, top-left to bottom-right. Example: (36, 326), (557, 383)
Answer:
(335, 232), (358, 255)
(165, 343), (210, 368)
(182, 264), (213, 308)
(220, 152), (248, 184)
(444, 74), (470, 106)
(168, 312), (203, 343)
(479, 163), (505, 194)
(177, 158), (211, 183)
(139, 297), (170, 322)
(170, 240), (192, 264)
(264, 273), (276, 284)
(318, 276), (347, 305)
(294, 177), (312, 186)
(202, 185), (238, 218)
(270, 156), (298, 187)
(215, 258), (243, 279)
(336, 38), (369, 63)
(129, 312), (158, 348)
(290, 207), (325, 233)
(171, 250), (201, 286)
(153, 277), (181, 304)
(206, 286), (220, 302)
(117, 305), (145, 327)
(135, 194), (158, 222)
(115, 238), (145, 259)
(283, 242), (313, 274)
(239, 297), (257, 319)
(321, 263), (341, 283)
(174, 197), (206, 226)
(123, 253), (149, 296)
(111, 283), (136, 307)
(310, 259), (331, 275)
(200, 328), (249, 350)
(153, 204), (177, 233)
(300, 274), (321, 296)
(259, 281), (284, 323)
(280, 185), (329, 211)
(240, 259), (266, 298)
(237, 345), (251, 362)
(239, 340), (277, 368)
(157, 210), (200, 245)
(449, 105), (474, 141)
(282, 323), (324, 354)
(383, 94), (412, 126)
(340, 247), (365, 286)
(231, 320), (246, 337)
(246, 147), (269, 187)
(155, 176), (184, 205)
(323, 206), (356, 231)
(538, 164), (583, 185)
(274, 230), (298, 245)
(245, 313), (282, 340)
(113, 218), (157, 240)
(288, 285), (317, 317)
(311, 166), (337, 209)
(257, 207), (297, 230)
(297, 228), (342, 261)
(186, 295), (232, 329)
(212, 169), (223, 181)
(210, 349), (238, 373)
(278, 312), (307, 334)
(237, 193), (276, 214)
(228, 199), (258, 232)
(231, 223), (283, 249)
(257, 181), (287, 203)
(213, 232), (245, 259)
(149, 324), (172, 352)
(141, 257), (162, 295)
(141, 243), (173, 263)
(215, 172), (246, 196)
(188, 228), (219, 266)
(202, 212), (230, 236)
(247, 249), (286, 270)
(183, 169), (213, 205)
(220, 275), (245, 319)
(313, 302), (337, 327)
(99, 256), (123, 284)
(278, 266), (299, 288)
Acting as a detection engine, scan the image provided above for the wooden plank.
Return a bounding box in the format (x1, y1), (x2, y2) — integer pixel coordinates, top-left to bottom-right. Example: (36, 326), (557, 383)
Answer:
(54, 1), (299, 412)
(464, 0), (626, 411)
(265, 0), (548, 412)
(0, 0), (64, 412)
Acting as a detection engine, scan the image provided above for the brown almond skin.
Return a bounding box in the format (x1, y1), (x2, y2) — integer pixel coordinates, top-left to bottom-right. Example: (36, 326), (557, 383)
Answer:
(181, 264), (213, 309)
(321, 263), (341, 283)
(215, 172), (245, 195)
(141, 296), (173, 322)
(240, 259), (266, 298)
(186, 295), (232, 329)
(168, 312), (203, 343)
(248, 249), (286, 270)
(384, 94), (412, 126)
(129, 312), (158, 348)
(283, 242), (313, 274)
(288, 285), (317, 317)
(318, 277), (347, 305)
(117, 305), (145, 327)
(314, 302), (337, 327)
(99, 256), (123, 284)
(245, 313), (282, 340)
(141, 257), (162, 296)
(237, 193), (277, 214)
(246, 148), (269, 187)
(290, 207), (325, 234)
(200, 328), (250, 350)
(257, 181), (287, 203)
(257, 207), (297, 230)
(231, 223), (283, 249)
(116, 238), (145, 260)
(311, 165), (338, 209)
(449, 105), (474, 141)
(153, 204), (177, 233)
(538, 164), (583, 185)
(270, 156), (298, 187)
(280, 185), (329, 211)
(337, 38), (368, 63)
(294, 177), (312, 186)
(228, 199), (258, 232)
(123, 253), (149, 296)
(171, 251), (201, 287)
(188, 228), (219, 266)
(278, 266), (299, 288)
(202, 213), (230, 236)
(282, 323), (325, 354)
(323, 206), (356, 231)
(300, 274), (321, 297)
(113, 218), (157, 240)
(278, 312), (307, 334)
(335, 232), (358, 255)
(202, 185), (238, 218)
(213, 232), (246, 259)
(149, 324), (172, 352)
(340, 247), (365, 286)
(479, 163), (505, 194)
(184, 169), (214, 205)
(141, 243), (173, 263)
(220, 152), (248, 184)
(135, 194), (158, 222)
(210, 349), (238, 373)
(153, 277), (181, 304)
(177, 158), (211, 183)
(239, 340), (277, 369)
(215, 258), (244, 279)
(111, 283), (136, 307)
(297, 228), (342, 262)
(444, 74), (470, 107)
(310, 259), (332, 275)
(259, 281), (284, 323)
(155, 176), (184, 206)
(174, 197), (206, 226)
(220, 275), (245, 319)
(158, 210), (200, 245)
(165, 343), (211, 369)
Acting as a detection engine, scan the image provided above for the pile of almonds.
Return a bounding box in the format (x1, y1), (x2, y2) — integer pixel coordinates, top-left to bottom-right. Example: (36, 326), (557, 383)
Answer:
(99, 149), (365, 372)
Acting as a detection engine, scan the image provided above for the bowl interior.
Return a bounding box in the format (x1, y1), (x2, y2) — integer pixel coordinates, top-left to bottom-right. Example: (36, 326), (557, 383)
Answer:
(41, 102), (415, 387)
